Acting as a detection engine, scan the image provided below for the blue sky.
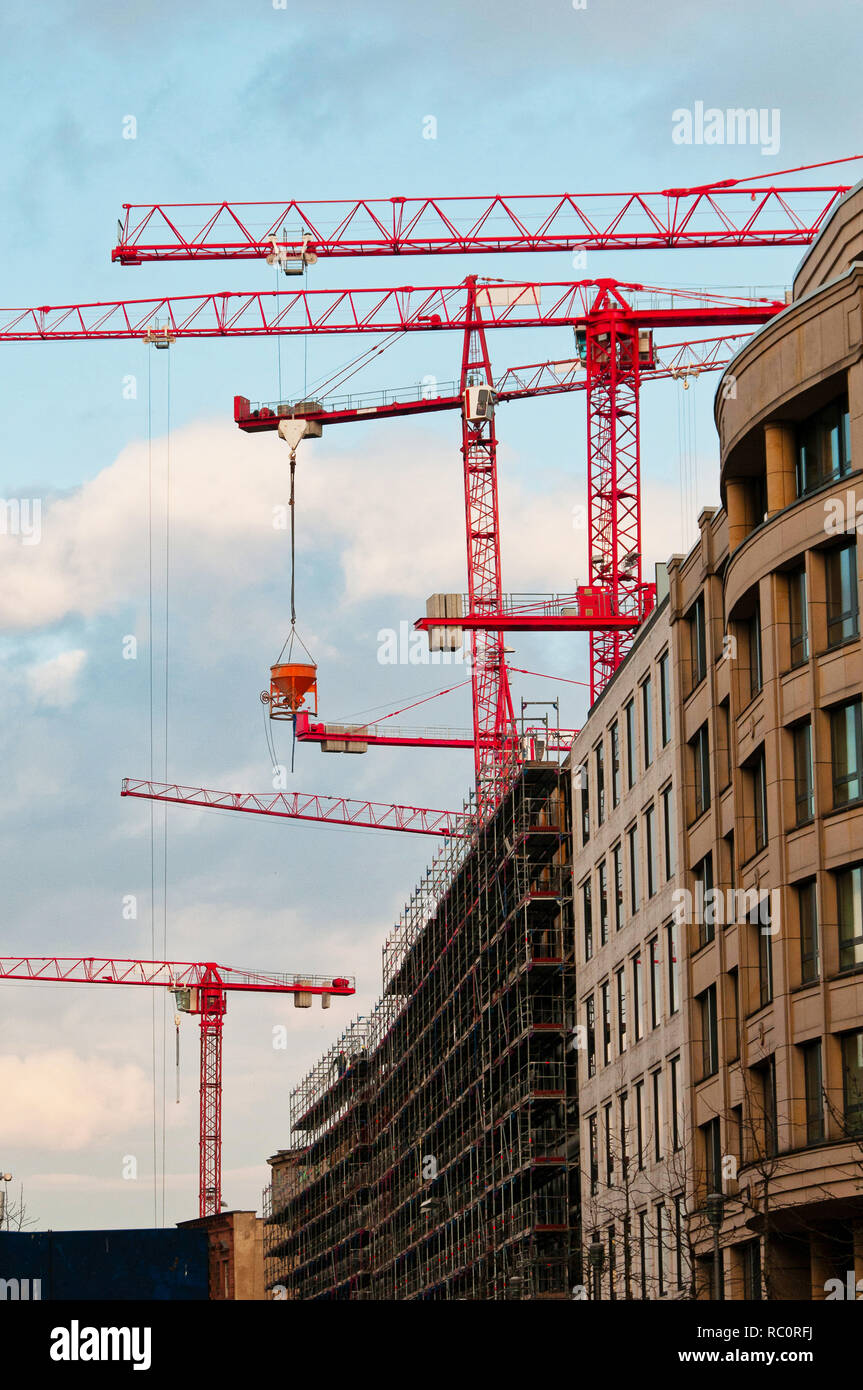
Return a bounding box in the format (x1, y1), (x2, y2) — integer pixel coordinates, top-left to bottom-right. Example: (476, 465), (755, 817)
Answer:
(1, 0), (861, 1230)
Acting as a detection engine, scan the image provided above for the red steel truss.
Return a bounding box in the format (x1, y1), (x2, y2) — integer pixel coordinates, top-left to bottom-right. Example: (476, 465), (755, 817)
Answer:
(233, 334), (749, 431)
(121, 778), (469, 838)
(0, 280), (784, 341)
(111, 161), (859, 263)
(0, 957), (354, 1216)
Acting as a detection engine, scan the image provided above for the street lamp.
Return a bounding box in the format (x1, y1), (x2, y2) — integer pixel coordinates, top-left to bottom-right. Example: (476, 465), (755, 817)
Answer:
(705, 1191), (725, 1300)
(588, 1238), (606, 1301)
(0, 1173), (12, 1230)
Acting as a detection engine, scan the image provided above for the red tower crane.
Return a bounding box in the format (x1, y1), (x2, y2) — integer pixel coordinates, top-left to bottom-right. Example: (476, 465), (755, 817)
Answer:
(0, 956), (354, 1217)
(1, 276), (784, 825)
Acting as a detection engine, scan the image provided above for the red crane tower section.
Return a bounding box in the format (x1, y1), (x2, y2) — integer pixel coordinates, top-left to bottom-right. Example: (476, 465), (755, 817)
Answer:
(0, 956), (355, 1217)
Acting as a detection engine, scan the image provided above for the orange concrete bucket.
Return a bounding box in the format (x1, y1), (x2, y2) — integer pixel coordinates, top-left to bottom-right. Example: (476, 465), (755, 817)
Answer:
(270, 661), (317, 713)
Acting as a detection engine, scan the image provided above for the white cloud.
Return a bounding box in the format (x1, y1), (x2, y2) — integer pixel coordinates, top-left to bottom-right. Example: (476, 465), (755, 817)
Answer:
(0, 418), (690, 634)
(0, 1050), (150, 1150)
(26, 649), (87, 707)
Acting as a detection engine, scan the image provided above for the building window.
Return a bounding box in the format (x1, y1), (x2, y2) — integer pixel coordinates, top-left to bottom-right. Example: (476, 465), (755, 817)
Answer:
(803, 1040), (824, 1144)
(582, 879), (593, 961)
(656, 1202), (667, 1296)
(659, 649), (672, 745)
(831, 699), (863, 807)
(642, 676), (654, 768)
(625, 698), (636, 789)
(616, 967), (627, 1054)
(826, 541), (859, 648)
(610, 720), (621, 808)
(632, 951), (644, 1043)
(588, 1113), (599, 1194)
(836, 864), (863, 972)
(635, 1080), (645, 1170)
(638, 1210), (648, 1297)
(645, 804), (658, 898)
(729, 968), (740, 1062)
(757, 913), (774, 1007)
(666, 921), (680, 1015)
(742, 1241), (762, 1301)
(799, 879), (820, 983)
(579, 764), (590, 844)
(699, 985), (718, 1079)
(749, 607), (763, 697)
(842, 1030), (863, 1136)
(670, 1055), (682, 1151)
(693, 853), (715, 949)
(607, 1224), (616, 1299)
(604, 1103), (614, 1186)
(793, 720), (814, 824)
(662, 784), (676, 880)
(789, 564), (809, 667)
(691, 723), (711, 820)
(795, 394), (851, 496)
(598, 860), (609, 948)
(612, 844), (623, 931)
(689, 595), (707, 689)
(702, 1117), (722, 1195)
(628, 824), (640, 913)
(601, 980), (612, 1066)
(619, 1093), (629, 1172)
(649, 937), (662, 1029)
(585, 995), (596, 1078)
(674, 1194), (685, 1291)
(595, 741), (606, 825)
(758, 1057), (778, 1156)
(653, 1069), (664, 1162)
(753, 748), (768, 852)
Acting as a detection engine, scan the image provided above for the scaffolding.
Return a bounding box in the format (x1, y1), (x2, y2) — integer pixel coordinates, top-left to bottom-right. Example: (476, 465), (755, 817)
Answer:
(264, 763), (578, 1300)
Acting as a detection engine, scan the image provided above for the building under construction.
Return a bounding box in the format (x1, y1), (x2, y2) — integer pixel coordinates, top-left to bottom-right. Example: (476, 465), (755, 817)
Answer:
(264, 762), (578, 1299)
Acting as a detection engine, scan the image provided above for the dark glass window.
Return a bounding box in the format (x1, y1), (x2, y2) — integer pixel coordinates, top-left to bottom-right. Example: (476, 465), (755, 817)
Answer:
(689, 595), (707, 688)
(753, 749), (768, 852)
(612, 844), (623, 931)
(700, 985), (718, 1078)
(837, 864), (863, 972)
(645, 804), (658, 898)
(625, 699), (636, 789)
(793, 720), (814, 824)
(826, 542), (859, 648)
(742, 1242), (762, 1301)
(831, 699), (863, 807)
(582, 879), (593, 960)
(610, 721), (621, 807)
(628, 824), (640, 913)
(659, 651), (672, 745)
(601, 980), (611, 1066)
(749, 608), (763, 697)
(585, 995), (596, 1078)
(653, 1070), (663, 1162)
(693, 853), (715, 949)
(692, 723), (711, 820)
(598, 860), (609, 947)
(662, 784), (676, 879)
(649, 937), (662, 1028)
(636, 1080), (645, 1171)
(789, 565), (809, 667)
(596, 741), (606, 825)
(757, 913), (774, 1007)
(703, 1116), (721, 1194)
(604, 1104), (614, 1186)
(842, 1031), (863, 1136)
(588, 1113), (599, 1193)
(616, 968), (627, 1054)
(799, 880), (819, 983)
(666, 921), (680, 1015)
(642, 676), (654, 768)
(803, 1040), (824, 1144)
(579, 764), (590, 844)
(796, 395), (851, 496)
(632, 952), (644, 1042)
(670, 1056), (682, 1151)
